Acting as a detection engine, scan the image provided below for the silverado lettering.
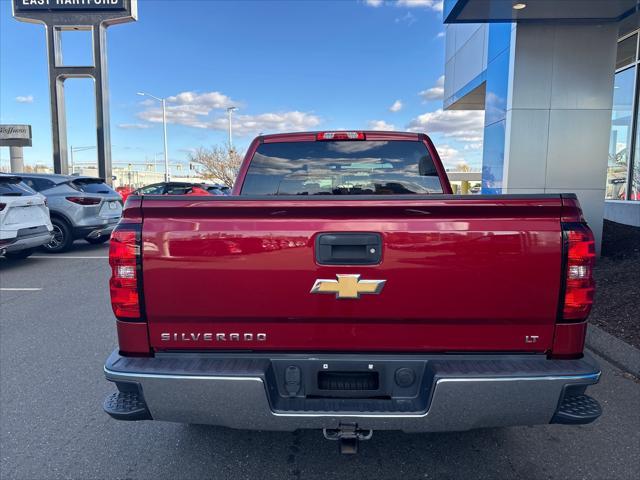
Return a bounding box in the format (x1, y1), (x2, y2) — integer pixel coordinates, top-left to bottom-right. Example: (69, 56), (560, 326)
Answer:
(104, 131), (602, 454)
(160, 333), (267, 342)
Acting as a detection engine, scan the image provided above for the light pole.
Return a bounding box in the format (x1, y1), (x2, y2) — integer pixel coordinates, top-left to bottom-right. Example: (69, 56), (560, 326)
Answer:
(137, 92), (170, 182)
(69, 145), (96, 174)
(226, 106), (237, 150)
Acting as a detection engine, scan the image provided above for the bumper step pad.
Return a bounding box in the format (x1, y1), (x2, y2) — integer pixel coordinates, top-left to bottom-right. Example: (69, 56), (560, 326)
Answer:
(103, 391), (152, 421)
(552, 394), (602, 425)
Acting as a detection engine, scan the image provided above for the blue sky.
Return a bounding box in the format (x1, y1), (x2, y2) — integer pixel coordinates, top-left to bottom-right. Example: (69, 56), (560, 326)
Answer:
(0, 0), (483, 173)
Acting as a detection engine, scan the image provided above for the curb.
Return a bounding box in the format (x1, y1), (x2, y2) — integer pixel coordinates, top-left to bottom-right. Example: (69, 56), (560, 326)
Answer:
(586, 324), (640, 377)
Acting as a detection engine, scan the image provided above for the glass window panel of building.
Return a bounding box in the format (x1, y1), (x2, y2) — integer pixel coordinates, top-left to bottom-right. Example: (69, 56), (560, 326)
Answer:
(616, 33), (637, 70)
(633, 101), (640, 200)
(607, 32), (639, 201)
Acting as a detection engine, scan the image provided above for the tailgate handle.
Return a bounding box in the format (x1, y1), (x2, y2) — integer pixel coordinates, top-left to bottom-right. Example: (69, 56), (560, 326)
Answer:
(316, 233), (382, 265)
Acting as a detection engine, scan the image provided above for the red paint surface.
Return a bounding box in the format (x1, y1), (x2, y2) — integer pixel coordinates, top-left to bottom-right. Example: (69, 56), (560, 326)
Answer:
(552, 322), (587, 357)
(112, 132), (590, 355)
(140, 197), (564, 352)
(116, 320), (150, 355)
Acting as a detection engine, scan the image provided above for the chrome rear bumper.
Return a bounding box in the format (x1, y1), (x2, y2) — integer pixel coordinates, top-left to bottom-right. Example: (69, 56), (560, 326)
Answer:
(104, 350), (601, 432)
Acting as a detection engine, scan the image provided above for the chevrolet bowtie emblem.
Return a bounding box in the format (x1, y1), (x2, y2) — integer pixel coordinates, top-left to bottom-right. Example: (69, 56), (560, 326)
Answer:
(310, 274), (386, 299)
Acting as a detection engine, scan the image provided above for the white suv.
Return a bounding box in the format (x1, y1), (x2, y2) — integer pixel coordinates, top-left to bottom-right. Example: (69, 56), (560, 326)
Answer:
(0, 174), (53, 259)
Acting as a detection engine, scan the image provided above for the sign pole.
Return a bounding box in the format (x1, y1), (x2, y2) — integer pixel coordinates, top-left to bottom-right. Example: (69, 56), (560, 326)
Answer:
(12, 0), (138, 184)
(93, 22), (113, 183)
(9, 147), (24, 173)
(46, 25), (69, 175)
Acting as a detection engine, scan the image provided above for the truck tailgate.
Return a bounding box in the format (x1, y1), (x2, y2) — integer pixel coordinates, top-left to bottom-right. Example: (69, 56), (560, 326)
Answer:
(141, 196), (563, 352)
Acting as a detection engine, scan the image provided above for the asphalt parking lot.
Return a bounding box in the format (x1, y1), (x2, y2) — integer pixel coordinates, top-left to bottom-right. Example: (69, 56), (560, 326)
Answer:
(1, 243), (639, 480)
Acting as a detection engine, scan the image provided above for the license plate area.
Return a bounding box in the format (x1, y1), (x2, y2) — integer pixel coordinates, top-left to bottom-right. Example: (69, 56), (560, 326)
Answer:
(5, 205), (39, 225)
(99, 201), (122, 218)
(318, 371), (379, 391)
(271, 359), (426, 401)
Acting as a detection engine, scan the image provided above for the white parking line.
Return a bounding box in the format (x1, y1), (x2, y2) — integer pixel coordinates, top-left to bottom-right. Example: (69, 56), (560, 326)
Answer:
(30, 256), (108, 259)
(0, 288), (42, 291)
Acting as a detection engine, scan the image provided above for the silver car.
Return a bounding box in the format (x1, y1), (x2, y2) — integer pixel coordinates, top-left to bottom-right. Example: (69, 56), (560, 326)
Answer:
(20, 174), (122, 253)
(0, 174), (53, 259)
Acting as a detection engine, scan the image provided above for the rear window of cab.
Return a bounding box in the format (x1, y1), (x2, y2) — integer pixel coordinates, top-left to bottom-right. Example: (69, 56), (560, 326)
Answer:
(241, 140), (443, 196)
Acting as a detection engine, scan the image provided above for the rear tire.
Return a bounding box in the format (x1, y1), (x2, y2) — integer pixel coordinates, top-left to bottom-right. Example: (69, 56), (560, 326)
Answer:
(42, 218), (73, 253)
(4, 248), (34, 260)
(85, 235), (110, 245)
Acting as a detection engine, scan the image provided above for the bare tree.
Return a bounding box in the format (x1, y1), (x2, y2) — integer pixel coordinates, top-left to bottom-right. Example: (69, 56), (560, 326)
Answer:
(188, 145), (243, 188)
(455, 161), (471, 172)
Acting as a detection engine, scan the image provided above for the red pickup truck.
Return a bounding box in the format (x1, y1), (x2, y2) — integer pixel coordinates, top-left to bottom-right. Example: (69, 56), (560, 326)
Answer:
(103, 131), (601, 453)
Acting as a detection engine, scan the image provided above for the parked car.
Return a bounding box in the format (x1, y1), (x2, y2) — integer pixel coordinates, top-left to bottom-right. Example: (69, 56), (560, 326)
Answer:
(115, 186), (134, 203)
(103, 131), (600, 454)
(0, 174), (53, 259)
(204, 184), (230, 195)
(20, 173), (122, 253)
(133, 181), (213, 196)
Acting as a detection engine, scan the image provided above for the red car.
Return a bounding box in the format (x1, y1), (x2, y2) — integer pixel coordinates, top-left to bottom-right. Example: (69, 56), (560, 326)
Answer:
(131, 181), (213, 197)
(103, 131), (600, 454)
(115, 186), (134, 203)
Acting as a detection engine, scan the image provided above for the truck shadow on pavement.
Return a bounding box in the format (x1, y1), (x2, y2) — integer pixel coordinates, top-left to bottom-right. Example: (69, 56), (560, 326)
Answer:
(174, 424), (559, 479)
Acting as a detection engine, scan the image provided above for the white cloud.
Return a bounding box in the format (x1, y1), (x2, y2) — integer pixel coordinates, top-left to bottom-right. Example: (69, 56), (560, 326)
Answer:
(389, 100), (403, 112)
(435, 31), (445, 39)
(419, 75), (445, 101)
(138, 90), (237, 128)
(166, 91), (234, 110)
(15, 95), (34, 104)
(368, 120), (396, 131)
(463, 143), (483, 151)
(136, 89), (320, 136)
(117, 123), (152, 130)
(397, 0), (443, 11)
(432, 145), (481, 171)
(209, 111), (322, 136)
(436, 144), (462, 167)
(406, 109), (484, 142)
(364, 0), (443, 12)
(395, 11), (417, 25)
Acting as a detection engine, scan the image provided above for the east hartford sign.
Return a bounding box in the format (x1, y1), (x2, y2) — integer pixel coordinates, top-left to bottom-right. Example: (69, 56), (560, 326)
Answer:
(12, 0), (136, 26)
(15, 0), (127, 12)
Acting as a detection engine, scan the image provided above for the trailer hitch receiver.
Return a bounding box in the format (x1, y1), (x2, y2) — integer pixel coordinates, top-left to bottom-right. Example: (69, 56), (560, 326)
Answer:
(323, 422), (373, 454)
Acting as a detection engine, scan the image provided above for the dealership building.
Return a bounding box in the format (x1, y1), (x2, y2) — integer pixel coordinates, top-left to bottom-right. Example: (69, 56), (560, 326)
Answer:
(442, 0), (640, 249)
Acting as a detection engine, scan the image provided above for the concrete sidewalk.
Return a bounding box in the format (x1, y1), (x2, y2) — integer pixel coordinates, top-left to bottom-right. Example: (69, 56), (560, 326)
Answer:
(587, 324), (640, 378)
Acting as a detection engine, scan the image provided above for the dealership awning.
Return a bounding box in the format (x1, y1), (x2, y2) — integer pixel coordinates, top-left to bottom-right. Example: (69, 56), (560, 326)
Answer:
(444, 0), (639, 24)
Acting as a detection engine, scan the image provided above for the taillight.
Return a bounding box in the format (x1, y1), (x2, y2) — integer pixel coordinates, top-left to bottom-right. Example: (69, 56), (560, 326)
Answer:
(66, 196), (101, 205)
(560, 223), (595, 321)
(109, 225), (142, 320)
(316, 131), (365, 141)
